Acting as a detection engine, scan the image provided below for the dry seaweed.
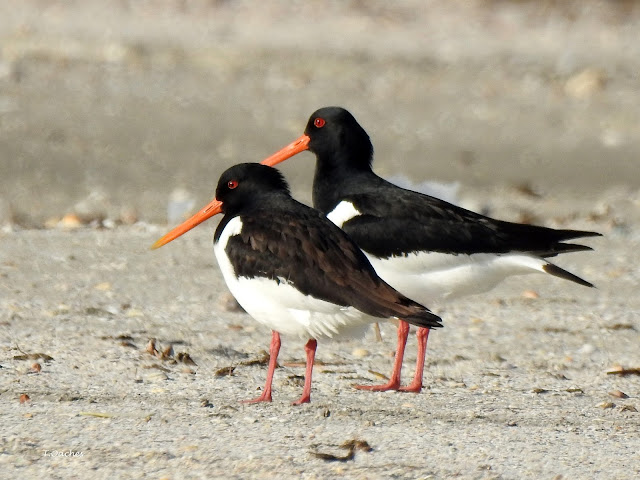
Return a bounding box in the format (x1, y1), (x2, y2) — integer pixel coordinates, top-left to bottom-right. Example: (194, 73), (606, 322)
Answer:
(311, 438), (373, 462)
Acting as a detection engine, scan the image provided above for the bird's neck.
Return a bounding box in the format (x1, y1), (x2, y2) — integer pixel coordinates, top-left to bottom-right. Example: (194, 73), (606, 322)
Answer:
(312, 151), (377, 214)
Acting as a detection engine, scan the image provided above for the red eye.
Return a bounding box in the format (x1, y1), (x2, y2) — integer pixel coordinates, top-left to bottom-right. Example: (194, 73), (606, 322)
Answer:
(227, 180), (238, 189)
(314, 117), (326, 128)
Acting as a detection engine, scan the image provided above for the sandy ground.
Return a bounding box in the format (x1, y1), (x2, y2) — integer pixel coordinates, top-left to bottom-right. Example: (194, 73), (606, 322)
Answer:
(1, 199), (639, 479)
(1, 1), (640, 479)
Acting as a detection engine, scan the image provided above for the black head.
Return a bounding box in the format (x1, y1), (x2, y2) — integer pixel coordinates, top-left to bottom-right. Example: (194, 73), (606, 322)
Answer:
(304, 107), (374, 171)
(215, 163), (291, 215)
(151, 163), (290, 249)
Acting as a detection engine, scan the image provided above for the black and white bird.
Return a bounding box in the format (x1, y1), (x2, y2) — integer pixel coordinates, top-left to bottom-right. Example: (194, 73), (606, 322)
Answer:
(261, 106), (601, 393)
(152, 163), (442, 404)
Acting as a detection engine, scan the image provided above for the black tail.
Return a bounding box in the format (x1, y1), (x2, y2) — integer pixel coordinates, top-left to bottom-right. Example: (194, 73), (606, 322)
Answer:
(355, 272), (444, 329)
(403, 309), (444, 330)
(495, 222), (602, 258)
(543, 263), (595, 288)
(539, 243), (594, 258)
(544, 228), (602, 243)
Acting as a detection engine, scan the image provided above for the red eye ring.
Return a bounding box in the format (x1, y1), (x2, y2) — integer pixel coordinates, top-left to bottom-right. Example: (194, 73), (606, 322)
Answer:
(227, 180), (238, 189)
(314, 117), (326, 128)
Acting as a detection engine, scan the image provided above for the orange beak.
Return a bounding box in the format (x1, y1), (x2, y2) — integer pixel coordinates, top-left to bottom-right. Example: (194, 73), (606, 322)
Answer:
(260, 134), (310, 167)
(151, 198), (223, 249)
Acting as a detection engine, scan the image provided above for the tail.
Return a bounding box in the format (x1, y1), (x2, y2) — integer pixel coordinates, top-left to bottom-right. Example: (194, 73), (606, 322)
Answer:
(498, 222), (602, 257)
(538, 243), (594, 258)
(543, 262), (595, 288)
(403, 310), (444, 330)
(352, 272), (444, 329)
(498, 254), (595, 288)
(544, 228), (602, 243)
(392, 298), (443, 330)
(534, 226), (601, 257)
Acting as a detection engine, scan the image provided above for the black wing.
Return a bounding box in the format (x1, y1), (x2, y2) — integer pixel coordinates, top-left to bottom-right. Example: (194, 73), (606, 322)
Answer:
(221, 202), (442, 329)
(340, 180), (601, 259)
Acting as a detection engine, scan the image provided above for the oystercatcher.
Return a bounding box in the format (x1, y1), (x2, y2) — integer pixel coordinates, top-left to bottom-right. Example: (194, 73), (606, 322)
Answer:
(152, 163), (442, 404)
(260, 106), (601, 393)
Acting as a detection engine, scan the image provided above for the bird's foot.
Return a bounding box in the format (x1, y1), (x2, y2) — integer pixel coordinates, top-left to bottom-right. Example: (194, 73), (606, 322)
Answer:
(291, 394), (311, 406)
(353, 380), (401, 392)
(240, 392), (272, 404)
(398, 381), (422, 393)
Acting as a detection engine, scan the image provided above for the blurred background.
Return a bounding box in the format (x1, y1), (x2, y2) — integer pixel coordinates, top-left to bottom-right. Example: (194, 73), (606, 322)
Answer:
(0, 0), (638, 227)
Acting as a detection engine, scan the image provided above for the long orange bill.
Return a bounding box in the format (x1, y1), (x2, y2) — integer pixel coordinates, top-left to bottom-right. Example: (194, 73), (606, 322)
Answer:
(260, 134), (310, 167)
(151, 198), (223, 249)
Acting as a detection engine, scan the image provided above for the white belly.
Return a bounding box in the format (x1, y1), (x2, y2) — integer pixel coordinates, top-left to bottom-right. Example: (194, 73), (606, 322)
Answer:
(213, 217), (373, 340)
(366, 251), (546, 304)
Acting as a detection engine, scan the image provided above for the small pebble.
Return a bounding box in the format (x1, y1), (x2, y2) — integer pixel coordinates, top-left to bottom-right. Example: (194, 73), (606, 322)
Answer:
(352, 348), (369, 358)
(146, 339), (157, 356)
(120, 206), (138, 225)
(147, 371), (169, 382)
(608, 390), (628, 399)
(578, 344), (596, 355)
(59, 213), (83, 229)
(45, 217), (61, 229)
(564, 68), (606, 99)
(73, 190), (109, 223)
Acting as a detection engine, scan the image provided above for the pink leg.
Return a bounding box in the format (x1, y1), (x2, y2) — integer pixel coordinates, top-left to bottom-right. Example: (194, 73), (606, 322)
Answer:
(399, 327), (430, 393)
(292, 339), (317, 405)
(354, 320), (410, 391)
(242, 331), (281, 404)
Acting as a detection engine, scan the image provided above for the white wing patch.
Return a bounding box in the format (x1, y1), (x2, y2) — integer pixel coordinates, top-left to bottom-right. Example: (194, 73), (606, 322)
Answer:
(326, 201), (361, 228)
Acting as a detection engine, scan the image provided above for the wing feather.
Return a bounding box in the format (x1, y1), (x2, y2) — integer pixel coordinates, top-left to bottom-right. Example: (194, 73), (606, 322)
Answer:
(340, 186), (600, 258)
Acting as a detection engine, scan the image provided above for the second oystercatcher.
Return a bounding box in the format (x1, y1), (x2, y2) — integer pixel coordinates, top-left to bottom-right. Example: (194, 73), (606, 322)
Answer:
(152, 163), (442, 404)
(260, 106), (601, 393)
